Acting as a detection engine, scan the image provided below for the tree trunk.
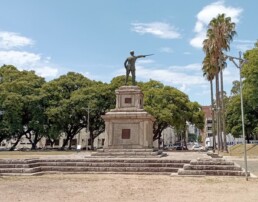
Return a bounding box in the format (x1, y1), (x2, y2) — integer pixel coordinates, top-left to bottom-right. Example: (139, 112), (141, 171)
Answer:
(25, 132), (41, 150)
(61, 137), (69, 150)
(220, 69), (228, 152)
(50, 141), (54, 148)
(68, 136), (73, 150)
(210, 80), (216, 152)
(9, 134), (23, 151)
(90, 132), (95, 150)
(31, 142), (37, 150)
(183, 137), (188, 150)
(215, 73), (222, 151)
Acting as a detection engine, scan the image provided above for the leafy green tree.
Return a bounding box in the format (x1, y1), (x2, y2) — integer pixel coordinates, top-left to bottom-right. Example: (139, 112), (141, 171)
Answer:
(139, 80), (204, 148)
(188, 133), (197, 142)
(227, 41), (258, 142)
(0, 65), (46, 150)
(226, 95), (258, 142)
(41, 72), (93, 150)
(109, 75), (132, 89)
(72, 82), (115, 150)
(231, 80), (240, 95)
(242, 41), (258, 108)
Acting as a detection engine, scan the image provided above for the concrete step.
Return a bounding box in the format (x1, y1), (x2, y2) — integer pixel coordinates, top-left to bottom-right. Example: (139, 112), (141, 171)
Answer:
(178, 169), (250, 176)
(190, 160), (234, 165)
(91, 152), (163, 157)
(37, 162), (185, 168)
(39, 166), (179, 173)
(0, 158), (188, 175)
(100, 149), (156, 152)
(36, 158), (191, 164)
(0, 163), (41, 168)
(0, 167), (41, 173)
(0, 171), (173, 176)
(93, 149), (166, 158)
(183, 164), (242, 171)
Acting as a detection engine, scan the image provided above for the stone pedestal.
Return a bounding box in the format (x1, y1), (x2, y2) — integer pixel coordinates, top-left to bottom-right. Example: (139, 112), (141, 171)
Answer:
(102, 86), (155, 149)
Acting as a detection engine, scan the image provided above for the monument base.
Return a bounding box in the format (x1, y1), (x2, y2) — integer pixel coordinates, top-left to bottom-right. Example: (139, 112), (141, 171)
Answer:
(94, 86), (166, 157)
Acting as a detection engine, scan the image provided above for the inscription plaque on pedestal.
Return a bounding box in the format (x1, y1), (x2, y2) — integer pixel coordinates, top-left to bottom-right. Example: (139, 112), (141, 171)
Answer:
(125, 98), (132, 104)
(122, 129), (130, 139)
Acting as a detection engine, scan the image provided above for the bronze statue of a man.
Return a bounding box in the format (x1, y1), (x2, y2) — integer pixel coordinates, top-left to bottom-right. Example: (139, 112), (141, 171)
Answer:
(124, 51), (146, 85)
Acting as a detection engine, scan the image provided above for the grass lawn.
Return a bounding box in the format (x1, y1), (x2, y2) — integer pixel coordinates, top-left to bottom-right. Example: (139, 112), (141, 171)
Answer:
(226, 144), (258, 157)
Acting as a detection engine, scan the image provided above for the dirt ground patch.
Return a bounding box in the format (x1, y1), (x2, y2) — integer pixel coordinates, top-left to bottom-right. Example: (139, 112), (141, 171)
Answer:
(0, 174), (257, 202)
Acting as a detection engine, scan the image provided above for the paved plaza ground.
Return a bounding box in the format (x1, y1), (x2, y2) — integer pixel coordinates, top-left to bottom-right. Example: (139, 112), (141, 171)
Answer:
(1, 151), (258, 202)
(1, 174), (258, 202)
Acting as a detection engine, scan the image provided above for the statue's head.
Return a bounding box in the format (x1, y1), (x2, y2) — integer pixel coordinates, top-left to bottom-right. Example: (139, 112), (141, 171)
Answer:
(130, 50), (134, 56)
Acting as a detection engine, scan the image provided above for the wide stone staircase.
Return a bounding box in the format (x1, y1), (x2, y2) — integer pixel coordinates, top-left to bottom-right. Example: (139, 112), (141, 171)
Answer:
(177, 158), (250, 176)
(91, 148), (166, 158)
(0, 158), (189, 176)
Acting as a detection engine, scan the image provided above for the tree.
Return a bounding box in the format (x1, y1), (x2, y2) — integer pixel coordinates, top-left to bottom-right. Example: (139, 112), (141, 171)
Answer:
(231, 80), (240, 95)
(72, 82), (115, 150)
(203, 13), (236, 152)
(226, 41), (258, 142)
(242, 41), (258, 108)
(202, 55), (216, 151)
(41, 72), (93, 150)
(139, 80), (204, 149)
(0, 65), (46, 150)
(226, 95), (257, 142)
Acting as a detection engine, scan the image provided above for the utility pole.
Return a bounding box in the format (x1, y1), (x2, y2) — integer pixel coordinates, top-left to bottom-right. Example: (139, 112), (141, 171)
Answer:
(86, 107), (95, 150)
(225, 52), (248, 180)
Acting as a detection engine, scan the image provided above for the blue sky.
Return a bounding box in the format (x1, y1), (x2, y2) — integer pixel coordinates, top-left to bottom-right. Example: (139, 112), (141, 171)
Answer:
(0, 0), (257, 105)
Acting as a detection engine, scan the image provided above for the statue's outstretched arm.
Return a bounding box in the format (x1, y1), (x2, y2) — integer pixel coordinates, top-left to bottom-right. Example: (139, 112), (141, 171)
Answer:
(137, 54), (154, 58)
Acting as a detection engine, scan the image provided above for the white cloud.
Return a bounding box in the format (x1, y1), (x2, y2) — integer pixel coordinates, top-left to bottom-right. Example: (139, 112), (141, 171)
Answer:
(0, 50), (58, 79)
(35, 66), (58, 78)
(168, 63), (201, 72)
(159, 47), (173, 53)
(137, 64), (206, 86)
(0, 31), (60, 79)
(190, 1), (243, 48)
(0, 51), (40, 66)
(0, 32), (34, 49)
(131, 22), (181, 39)
(233, 39), (256, 52)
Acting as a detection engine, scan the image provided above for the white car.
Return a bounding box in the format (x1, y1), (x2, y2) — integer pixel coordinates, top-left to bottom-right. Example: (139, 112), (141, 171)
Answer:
(191, 144), (205, 151)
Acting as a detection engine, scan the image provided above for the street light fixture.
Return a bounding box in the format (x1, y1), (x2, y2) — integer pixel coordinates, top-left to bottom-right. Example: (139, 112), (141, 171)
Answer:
(225, 51), (248, 181)
(82, 106), (95, 150)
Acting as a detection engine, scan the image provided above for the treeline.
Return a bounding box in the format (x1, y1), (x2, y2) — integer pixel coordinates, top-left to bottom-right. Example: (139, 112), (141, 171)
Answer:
(0, 65), (204, 150)
(226, 41), (258, 142)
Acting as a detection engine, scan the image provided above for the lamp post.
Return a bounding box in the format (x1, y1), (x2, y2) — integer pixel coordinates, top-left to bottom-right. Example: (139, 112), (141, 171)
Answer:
(83, 106), (95, 150)
(226, 52), (248, 180)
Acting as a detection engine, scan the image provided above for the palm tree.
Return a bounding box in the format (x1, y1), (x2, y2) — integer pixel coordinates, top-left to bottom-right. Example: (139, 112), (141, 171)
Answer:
(203, 38), (222, 151)
(202, 54), (216, 152)
(202, 13), (236, 152)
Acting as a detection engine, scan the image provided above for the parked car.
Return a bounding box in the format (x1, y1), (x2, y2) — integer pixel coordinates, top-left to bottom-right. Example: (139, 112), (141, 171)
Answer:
(166, 143), (187, 150)
(190, 144), (205, 151)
